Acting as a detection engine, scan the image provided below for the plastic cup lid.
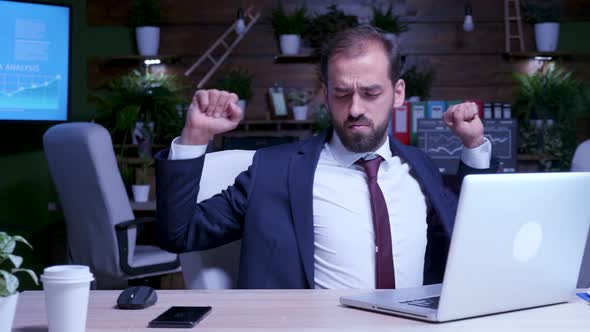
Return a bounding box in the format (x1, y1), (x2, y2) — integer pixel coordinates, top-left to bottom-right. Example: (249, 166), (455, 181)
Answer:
(41, 265), (94, 283)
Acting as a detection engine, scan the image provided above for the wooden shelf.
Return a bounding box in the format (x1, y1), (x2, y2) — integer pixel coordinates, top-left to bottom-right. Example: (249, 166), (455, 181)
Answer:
(235, 119), (314, 132)
(117, 156), (154, 165)
(503, 52), (574, 61)
(95, 54), (180, 65)
(274, 54), (409, 67)
(274, 54), (319, 63)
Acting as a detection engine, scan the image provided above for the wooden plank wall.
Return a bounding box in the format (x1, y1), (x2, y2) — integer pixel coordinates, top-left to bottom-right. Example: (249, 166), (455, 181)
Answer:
(87, 0), (590, 121)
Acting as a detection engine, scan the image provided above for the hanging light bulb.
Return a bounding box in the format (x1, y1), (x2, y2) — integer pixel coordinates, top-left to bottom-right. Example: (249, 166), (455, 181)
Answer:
(463, 4), (474, 32)
(235, 8), (246, 35)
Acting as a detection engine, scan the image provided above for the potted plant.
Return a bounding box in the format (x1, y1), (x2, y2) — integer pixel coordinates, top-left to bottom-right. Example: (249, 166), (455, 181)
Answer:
(132, 157), (152, 202)
(0, 232), (38, 331)
(522, 0), (560, 52)
(370, 3), (409, 47)
(310, 103), (331, 134)
(513, 65), (585, 170)
(287, 88), (312, 120)
(90, 69), (184, 154)
(270, 3), (308, 55)
(401, 65), (435, 101)
(130, 0), (161, 56)
(305, 5), (358, 56)
(217, 68), (254, 119)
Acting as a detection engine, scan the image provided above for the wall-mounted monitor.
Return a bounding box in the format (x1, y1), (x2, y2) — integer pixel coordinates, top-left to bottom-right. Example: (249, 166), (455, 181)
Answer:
(0, 0), (70, 121)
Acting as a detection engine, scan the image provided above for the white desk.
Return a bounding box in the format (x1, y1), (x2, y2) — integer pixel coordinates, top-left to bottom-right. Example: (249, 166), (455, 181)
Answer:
(13, 289), (590, 331)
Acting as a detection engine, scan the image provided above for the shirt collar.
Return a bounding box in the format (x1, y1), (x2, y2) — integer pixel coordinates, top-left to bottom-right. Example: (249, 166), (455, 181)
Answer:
(326, 129), (393, 168)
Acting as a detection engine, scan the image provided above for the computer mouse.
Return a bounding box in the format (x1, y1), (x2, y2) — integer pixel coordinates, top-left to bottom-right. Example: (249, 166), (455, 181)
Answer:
(116, 285), (158, 309)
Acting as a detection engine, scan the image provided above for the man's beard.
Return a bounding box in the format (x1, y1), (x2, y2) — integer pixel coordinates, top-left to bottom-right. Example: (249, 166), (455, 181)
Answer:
(332, 111), (392, 153)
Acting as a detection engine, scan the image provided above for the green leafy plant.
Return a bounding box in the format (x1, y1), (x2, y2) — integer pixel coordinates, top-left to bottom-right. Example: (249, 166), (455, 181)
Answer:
(119, 162), (135, 194)
(311, 103), (331, 134)
(270, 3), (308, 36)
(513, 65), (586, 170)
(129, 0), (160, 27)
(305, 5), (358, 56)
(287, 88), (312, 107)
(217, 68), (254, 102)
(513, 65), (581, 123)
(136, 157), (153, 185)
(371, 3), (409, 34)
(401, 65), (435, 100)
(0, 232), (38, 297)
(521, 0), (560, 24)
(90, 69), (184, 147)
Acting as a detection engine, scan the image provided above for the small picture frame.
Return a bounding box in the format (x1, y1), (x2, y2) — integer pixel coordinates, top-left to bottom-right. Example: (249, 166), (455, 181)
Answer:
(268, 85), (289, 119)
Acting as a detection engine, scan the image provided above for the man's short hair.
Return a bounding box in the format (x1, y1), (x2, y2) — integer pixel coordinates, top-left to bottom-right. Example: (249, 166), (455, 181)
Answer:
(319, 25), (401, 85)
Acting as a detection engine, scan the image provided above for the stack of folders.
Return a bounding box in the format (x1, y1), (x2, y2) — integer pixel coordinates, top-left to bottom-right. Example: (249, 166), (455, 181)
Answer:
(391, 100), (512, 146)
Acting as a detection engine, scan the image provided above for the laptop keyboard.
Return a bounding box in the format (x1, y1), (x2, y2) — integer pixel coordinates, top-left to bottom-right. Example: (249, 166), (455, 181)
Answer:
(400, 296), (440, 309)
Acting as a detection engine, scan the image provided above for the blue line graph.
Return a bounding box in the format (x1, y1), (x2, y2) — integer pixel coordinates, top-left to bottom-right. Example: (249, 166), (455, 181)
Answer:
(427, 146), (463, 155)
(417, 119), (517, 173)
(489, 137), (509, 144)
(0, 73), (61, 109)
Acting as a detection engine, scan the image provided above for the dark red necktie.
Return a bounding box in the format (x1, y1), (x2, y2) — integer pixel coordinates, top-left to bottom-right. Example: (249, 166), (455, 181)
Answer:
(356, 156), (395, 289)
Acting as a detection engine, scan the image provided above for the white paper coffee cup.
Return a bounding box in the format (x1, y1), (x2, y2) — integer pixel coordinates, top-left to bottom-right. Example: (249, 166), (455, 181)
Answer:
(41, 265), (94, 332)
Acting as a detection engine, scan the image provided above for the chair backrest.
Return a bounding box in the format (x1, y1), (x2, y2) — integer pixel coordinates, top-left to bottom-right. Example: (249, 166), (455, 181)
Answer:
(179, 149), (255, 289)
(43, 122), (135, 279)
(572, 139), (590, 287)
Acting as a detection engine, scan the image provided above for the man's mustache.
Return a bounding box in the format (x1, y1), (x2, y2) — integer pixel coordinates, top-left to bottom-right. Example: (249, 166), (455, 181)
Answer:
(345, 115), (373, 127)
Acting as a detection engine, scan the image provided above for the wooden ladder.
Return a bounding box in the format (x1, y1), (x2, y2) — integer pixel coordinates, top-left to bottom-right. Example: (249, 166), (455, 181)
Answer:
(184, 5), (260, 88)
(504, 0), (526, 53)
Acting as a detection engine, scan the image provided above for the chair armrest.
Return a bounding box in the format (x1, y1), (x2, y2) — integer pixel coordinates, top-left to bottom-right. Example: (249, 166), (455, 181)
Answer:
(114, 216), (180, 277)
(115, 217), (156, 230)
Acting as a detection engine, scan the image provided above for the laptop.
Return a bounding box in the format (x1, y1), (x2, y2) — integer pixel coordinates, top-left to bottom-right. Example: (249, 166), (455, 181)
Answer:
(340, 172), (590, 322)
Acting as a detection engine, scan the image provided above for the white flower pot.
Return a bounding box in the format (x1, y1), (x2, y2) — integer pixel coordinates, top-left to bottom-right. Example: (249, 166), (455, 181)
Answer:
(237, 99), (247, 120)
(136, 26), (160, 56)
(534, 23), (559, 52)
(292, 105), (308, 120)
(0, 293), (19, 331)
(132, 184), (150, 202)
(279, 34), (301, 55)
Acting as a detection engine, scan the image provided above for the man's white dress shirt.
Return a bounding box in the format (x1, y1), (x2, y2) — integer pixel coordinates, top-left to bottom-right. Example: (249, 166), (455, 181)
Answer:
(168, 132), (491, 289)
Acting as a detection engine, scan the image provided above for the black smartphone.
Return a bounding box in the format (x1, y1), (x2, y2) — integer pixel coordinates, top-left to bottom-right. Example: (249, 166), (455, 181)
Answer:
(148, 306), (212, 328)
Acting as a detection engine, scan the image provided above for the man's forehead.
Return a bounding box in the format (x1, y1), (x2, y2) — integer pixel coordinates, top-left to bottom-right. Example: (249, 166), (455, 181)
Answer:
(331, 83), (383, 90)
(326, 50), (391, 86)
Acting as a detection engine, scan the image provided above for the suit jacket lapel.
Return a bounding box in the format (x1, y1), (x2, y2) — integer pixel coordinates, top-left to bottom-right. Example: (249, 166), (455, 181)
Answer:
(288, 130), (329, 288)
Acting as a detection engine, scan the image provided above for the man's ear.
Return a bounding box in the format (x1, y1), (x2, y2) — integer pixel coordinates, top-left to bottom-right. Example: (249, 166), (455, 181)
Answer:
(393, 79), (406, 108)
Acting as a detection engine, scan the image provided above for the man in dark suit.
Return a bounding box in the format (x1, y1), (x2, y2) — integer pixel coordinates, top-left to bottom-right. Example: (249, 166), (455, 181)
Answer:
(155, 26), (494, 289)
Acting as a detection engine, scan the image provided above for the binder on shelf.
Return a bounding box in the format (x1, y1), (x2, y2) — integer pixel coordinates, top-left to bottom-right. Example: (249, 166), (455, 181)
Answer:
(427, 100), (446, 119)
(410, 101), (426, 146)
(392, 101), (411, 145)
(503, 103), (512, 119)
(493, 102), (503, 119)
(483, 103), (493, 119)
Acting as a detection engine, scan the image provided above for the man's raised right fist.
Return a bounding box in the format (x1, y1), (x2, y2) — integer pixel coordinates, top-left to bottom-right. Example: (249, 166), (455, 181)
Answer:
(179, 89), (243, 145)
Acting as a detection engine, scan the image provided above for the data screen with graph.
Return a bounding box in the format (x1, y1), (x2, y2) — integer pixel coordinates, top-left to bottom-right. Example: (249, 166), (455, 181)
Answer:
(417, 119), (518, 174)
(0, 1), (70, 121)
